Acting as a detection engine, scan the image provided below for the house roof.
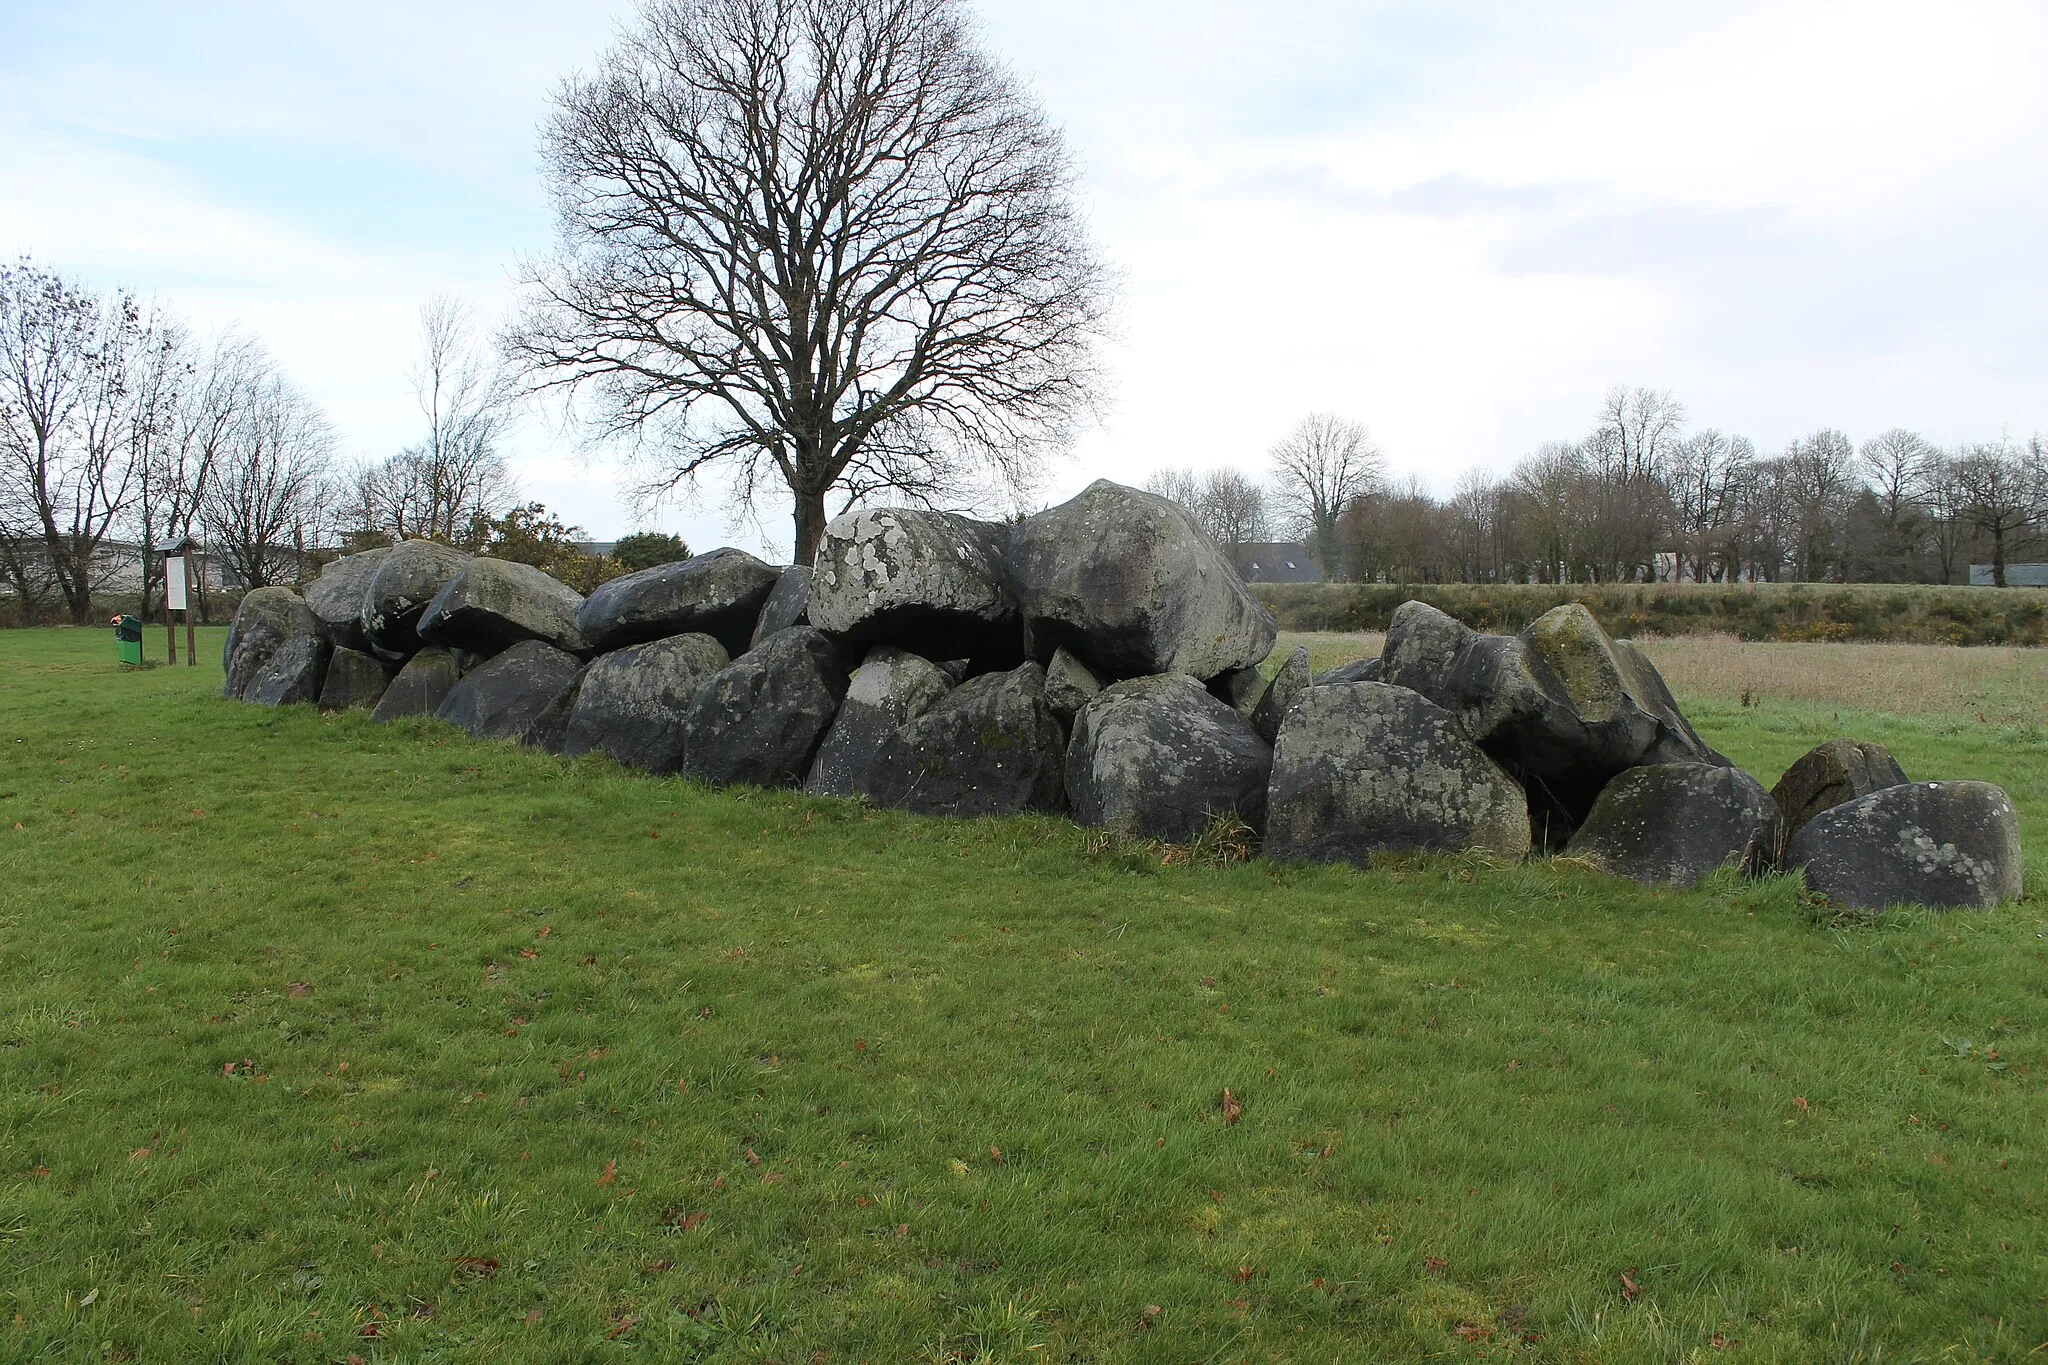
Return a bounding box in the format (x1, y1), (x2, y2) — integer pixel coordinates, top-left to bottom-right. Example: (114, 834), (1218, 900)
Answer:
(1234, 542), (1322, 584)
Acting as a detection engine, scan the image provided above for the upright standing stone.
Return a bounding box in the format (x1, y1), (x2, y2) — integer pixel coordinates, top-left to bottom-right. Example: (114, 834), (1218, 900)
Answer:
(317, 647), (391, 712)
(562, 632), (730, 772)
(806, 646), (952, 798)
(866, 662), (1068, 817)
(1788, 781), (2024, 911)
(1771, 739), (1909, 838)
(371, 647), (463, 723)
(1041, 646), (1102, 721)
(1249, 646), (1311, 744)
(1065, 673), (1271, 842)
(1265, 682), (1531, 866)
(223, 587), (322, 701)
(749, 564), (814, 647)
(680, 627), (848, 789)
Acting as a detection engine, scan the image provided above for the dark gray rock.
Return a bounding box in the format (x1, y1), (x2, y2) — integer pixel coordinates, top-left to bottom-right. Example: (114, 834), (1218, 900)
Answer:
(1209, 665), (1266, 716)
(361, 539), (471, 662)
(681, 627), (848, 789)
(1565, 763), (1784, 888)
(1250, 646), (1311, 744)
(562, 632), (730, 772)
(1006, 480), (1276, 681)
(1265, 682), (1531, 866)
(1042, 646), (1102, 721)
(419, 557), (588, 655)
(371, 647), (463, 723)
(435, 640), (585, 742)
(1380, 600), (1726, 845)
(223, 586), (322, 701)
(866, 662), (1067, 817)
(302, 548), (389, 651)
(519, 675), (584, 756)
(1314, 655), (1383, 686)
(808, 508), (1020, 661)
(806, 646), (951, 798)
(1065, 673), (1271, 842)
(244, 628), (333, 708)
(576, 548), (780, 656)
(1772, 739), (1909, 838)
(317, 647), (391, 712)
(1789, 781), (2024, 911)
(749, 564), (813, 647)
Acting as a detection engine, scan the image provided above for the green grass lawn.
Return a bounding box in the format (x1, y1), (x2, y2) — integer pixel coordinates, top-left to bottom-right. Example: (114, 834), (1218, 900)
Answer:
(3, 626), (2045, 1363)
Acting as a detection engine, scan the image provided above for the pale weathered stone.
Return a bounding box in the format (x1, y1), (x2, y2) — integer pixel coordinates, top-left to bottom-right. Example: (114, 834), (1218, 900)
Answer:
(1066, 673), (1270, 842)
(1789, 781), (2023, 911)
(806, 646), (951, 798)
(562, 632), (730, 772)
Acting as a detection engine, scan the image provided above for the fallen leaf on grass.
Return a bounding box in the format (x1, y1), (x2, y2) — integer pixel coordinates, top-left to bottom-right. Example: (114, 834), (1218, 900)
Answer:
(989, 1146), (1004, 1164)
(286, 983), (312, 998)
(1712, 1331), (1737, 1348)
(597, 1160), (617, 1187)
(1793, 1096), (1809, 1113)
(1450, 1322), (1492, 1341)
(1137, 1305), (1163, 1329)
(605, 1315), (637, 1339)
(1232, 1266), (1260, 1283)
(1620, 1269), (1642, 1303)
(1423, 1256), (1448, 1277)
(1221, 1088), (1243, 1126)
(447, 1257), (499, 1278)
(128, 1147), (150, 1162)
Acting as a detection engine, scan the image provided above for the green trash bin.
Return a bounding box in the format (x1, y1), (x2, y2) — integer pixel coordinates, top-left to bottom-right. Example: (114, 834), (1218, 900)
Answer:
(113, 614), (144, 667)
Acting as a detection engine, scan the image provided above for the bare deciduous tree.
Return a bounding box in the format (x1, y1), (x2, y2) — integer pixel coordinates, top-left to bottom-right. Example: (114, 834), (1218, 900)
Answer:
(1268, 413), (1382, 579)
(201, 364), (335, 589)
(1951, 439), (2042, 587)
(1141, 465), (1268, 552)
(514, 0), (1110, 562)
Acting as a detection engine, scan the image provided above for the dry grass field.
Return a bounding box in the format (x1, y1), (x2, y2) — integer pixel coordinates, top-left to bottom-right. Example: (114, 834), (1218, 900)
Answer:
(1276, 631), (2048, 726)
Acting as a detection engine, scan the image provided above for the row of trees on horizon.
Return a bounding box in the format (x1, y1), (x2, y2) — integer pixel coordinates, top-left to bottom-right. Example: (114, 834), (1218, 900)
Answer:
(1156, 391), (2048, 588)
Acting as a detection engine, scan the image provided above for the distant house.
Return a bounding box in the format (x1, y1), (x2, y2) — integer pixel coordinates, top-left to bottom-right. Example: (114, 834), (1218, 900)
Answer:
(1234, 542), (1322, 584)
(575, 540), (618, 559)
(1969, 564), (2048, 587)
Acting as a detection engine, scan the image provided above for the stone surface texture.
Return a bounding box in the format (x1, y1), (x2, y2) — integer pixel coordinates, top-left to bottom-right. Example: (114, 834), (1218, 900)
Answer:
(317, 647), (391, 712)
(1265, 681), (1531, 866)
(1250, 646), (1311, 744)
(1006, 480), (1276, 681)
(808, 509), (1019, 660)
(1789, 781), (2023, 911)
(361, 539), (471, 662)
(1772, 739), (1909, 838)
(371, 648), (462, 722)
(680, 627), (848, 789)
(301, 548), (389, 651)
(865, 662), (1067, 817)
(223, 587), (321, 702)
(562, 632), (730, 772)
(1065, 673), (1271, 842)
(1565, 763), (1784, 888)
(434, 640), (585, 742)
(806, 646), (952, 798)
(577, 548), (781, 656)
(750, 564), (814, 647)
(419, 556), (588, 655)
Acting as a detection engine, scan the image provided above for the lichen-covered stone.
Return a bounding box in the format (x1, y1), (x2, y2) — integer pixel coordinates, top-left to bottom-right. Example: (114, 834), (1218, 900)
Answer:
(806, 646), (951, 798)
(1006, 480), (1276, 681)
(1771, 739), (1909, 838)
(1066, 673), (1270, 842)
(808, 508), (1019, 661)
(419, 556), (588, 654)
(1788, 781), (2023, 911)
(577, 548), (781, 656)
(680, 627), (848, 789)
(223, 586), (323, 701)
(435, 640), (585, 742)
(317, 647), (390, 712)
(1265, 681), (1530, 866)
(1565, 763), (1783, 888)
(750, 564), (814, 647)
(866, 662), (1067, 817)
(371, 647), (462, 723)
(361, 539), (471, 662)
(562, 632), (730, 772)
(302, 547), (388, 651)
(1314, 656), (1382, 686)
(1250, 646), (1310, 744)
(1041, 646), (1101, 721)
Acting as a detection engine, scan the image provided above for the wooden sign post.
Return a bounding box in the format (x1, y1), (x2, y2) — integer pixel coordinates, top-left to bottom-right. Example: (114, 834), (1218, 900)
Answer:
(164, 553), (186, 665)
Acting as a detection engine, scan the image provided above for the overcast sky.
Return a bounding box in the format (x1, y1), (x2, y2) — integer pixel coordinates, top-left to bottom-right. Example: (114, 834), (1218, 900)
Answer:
(5, 0), (2043, 559)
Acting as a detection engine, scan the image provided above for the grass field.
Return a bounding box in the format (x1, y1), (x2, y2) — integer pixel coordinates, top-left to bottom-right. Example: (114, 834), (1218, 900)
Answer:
(3, 626), (2046, 1362)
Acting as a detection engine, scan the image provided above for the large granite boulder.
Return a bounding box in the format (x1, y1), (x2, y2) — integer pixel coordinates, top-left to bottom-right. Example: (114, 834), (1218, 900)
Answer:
(576, 547), (779, 656)
(1381, 601), (1725, 844)
(1041, 645), (1102, 722)
(562, 632), (730, 772)
(223, 586), (322, 702)
(1789, 781), (2024, 911)
(806, 646), (952, 798)
(418, 557), (588, 655)
(1065, 673), (1271, 842)
(1772, 739), (1909, 839)
(301, 548), (389, 651)
(866, 662), (1067, 817)
(680, 627), (848, 789)
(1250, 646), (1311, 744)
(1266, 682), (1531, 866)
(361, 539), (471, 662)
(317, 647), (391, 712)
(808, 508), (1020, 661)
(1006, 480), (1276, 682)
(371, 647), (463, 723)
(1565, 763), (1783, 888)
(435, 640), (585, 742)
(244, 628), (333, 707)
(749, 564), (813, 647)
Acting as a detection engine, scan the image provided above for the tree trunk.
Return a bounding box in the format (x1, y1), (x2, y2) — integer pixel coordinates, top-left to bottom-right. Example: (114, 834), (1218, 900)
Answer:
(791, 487), (831, 568)
(1992, 526), (2007, 588)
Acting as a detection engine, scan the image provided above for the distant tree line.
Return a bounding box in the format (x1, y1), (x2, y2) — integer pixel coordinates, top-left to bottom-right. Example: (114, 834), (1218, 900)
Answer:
(1149, 390), (2048, 587)
(0, 261), (691, 625)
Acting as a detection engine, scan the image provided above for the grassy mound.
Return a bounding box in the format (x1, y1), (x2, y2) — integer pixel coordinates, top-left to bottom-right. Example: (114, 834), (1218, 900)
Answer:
(2, 628), (2045, 1361)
